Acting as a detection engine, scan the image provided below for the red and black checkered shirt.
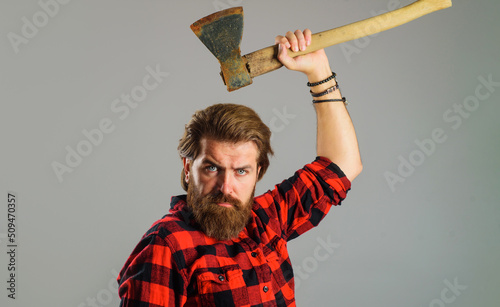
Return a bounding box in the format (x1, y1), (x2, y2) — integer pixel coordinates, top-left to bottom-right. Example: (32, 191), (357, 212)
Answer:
(118, 157), (351, 306)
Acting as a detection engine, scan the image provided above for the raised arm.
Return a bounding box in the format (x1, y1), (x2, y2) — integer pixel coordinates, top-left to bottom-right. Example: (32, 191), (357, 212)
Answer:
(276, 29), (362, 181)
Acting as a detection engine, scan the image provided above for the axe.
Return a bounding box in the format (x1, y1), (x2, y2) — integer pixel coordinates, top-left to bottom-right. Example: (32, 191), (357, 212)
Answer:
(191, 0), (452, 92)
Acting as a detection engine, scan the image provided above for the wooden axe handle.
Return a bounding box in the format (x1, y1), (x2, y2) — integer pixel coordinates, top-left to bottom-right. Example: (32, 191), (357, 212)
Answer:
(244, 0), (452, 78)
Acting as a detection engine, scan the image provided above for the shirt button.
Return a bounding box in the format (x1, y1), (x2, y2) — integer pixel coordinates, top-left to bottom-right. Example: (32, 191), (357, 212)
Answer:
(263, 286), (269, 293)
(218, 275), (225, 281)
(251, 252), (258, 257)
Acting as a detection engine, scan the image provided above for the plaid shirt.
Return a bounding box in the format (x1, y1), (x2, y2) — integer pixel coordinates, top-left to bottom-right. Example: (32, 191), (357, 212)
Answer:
(118, 157), (351, 306)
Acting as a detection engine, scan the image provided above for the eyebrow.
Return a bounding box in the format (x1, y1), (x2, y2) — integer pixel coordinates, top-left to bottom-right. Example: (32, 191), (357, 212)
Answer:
(201, 158), (254, 171)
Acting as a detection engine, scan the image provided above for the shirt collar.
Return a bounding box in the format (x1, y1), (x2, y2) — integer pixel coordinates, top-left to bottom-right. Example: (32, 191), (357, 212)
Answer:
(169, 195), (194, 225)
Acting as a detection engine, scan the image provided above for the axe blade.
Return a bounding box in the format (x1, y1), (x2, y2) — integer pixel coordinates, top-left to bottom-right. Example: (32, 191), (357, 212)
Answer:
(190, 7), (252, 91)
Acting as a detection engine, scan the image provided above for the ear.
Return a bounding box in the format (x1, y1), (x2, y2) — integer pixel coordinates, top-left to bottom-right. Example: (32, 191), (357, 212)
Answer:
(183, 157), (191, 184)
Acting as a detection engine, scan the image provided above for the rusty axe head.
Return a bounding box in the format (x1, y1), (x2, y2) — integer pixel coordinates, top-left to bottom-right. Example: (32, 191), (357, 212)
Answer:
(190, 7), (251, 92)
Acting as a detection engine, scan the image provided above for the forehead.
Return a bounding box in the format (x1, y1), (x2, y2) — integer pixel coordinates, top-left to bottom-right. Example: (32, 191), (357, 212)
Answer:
(197, 138), (259, 166)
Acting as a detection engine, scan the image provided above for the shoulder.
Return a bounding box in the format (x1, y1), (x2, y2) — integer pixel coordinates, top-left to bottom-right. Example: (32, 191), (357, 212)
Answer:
(141, 195), (199, 243)
(139, 208), (202, 257)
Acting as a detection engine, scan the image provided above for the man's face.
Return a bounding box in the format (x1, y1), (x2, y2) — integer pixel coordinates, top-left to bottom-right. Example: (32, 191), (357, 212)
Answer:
(183, 138), (261, 240)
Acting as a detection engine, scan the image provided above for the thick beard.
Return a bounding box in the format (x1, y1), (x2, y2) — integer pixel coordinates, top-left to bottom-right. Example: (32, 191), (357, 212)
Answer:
(186, 184), (254, 241)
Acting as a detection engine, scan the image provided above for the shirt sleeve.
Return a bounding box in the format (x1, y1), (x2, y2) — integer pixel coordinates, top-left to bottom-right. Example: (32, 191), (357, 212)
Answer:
(117, 232), (187, 307)
(255, 156), (351, 241)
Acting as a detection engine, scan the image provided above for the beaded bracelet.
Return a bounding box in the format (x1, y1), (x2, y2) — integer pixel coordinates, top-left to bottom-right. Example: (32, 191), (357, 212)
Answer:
(312, 97), (348, 106)
(310, 84), (339, 97)
(307, 72), (336, 87)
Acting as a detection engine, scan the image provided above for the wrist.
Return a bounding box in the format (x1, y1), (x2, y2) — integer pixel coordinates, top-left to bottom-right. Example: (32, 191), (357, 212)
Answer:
(308, 70), (345, 104)
(306, 63), (333, 83)
(307, 71), (338, 94)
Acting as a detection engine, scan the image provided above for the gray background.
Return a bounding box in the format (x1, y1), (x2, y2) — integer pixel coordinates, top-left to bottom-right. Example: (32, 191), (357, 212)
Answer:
(1, 0), (499, 306)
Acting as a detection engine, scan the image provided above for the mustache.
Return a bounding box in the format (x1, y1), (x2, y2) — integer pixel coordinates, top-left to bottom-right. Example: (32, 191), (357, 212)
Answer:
(204, 192), (241, 208)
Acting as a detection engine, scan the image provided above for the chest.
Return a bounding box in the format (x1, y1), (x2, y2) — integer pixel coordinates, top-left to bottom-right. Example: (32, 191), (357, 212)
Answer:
(182, 231), (295, 306)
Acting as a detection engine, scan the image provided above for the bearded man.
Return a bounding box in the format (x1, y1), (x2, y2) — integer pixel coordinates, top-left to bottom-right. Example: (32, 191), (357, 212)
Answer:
(117, 29), (362, 306)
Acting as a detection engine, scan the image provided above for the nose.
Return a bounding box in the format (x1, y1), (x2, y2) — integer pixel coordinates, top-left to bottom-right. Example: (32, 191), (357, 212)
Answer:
(218, 171), (233, 195)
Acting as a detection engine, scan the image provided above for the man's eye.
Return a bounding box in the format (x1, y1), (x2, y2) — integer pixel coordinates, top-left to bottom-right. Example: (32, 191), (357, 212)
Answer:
(206, 165), (217, 172)
(236, 169), (247, 175)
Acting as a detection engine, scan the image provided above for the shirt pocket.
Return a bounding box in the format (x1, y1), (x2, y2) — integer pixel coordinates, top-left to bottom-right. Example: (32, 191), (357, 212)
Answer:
(195, 265), (250, 307)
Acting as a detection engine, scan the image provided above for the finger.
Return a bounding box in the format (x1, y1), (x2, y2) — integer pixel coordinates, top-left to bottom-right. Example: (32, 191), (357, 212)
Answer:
(303, 28), (312, 46)
(294, 29), (306, 51)
(285, 31), (299, 52)
(275, 35), (290, 49)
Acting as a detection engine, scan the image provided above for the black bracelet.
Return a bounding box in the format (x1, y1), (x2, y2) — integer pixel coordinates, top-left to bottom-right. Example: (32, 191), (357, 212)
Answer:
(307, 72), (336, 87)
(312, 97), (347, 105)
(310, 84), (339, 97)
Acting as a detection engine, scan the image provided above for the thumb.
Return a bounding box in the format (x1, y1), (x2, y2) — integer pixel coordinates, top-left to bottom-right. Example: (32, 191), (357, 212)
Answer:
(277, 43), (296, 70)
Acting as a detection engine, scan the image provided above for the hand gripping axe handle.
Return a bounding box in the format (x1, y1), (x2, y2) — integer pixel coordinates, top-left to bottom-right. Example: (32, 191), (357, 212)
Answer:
(191, 0), (452, 92)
